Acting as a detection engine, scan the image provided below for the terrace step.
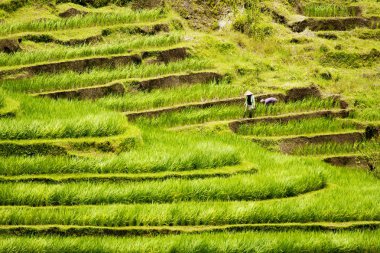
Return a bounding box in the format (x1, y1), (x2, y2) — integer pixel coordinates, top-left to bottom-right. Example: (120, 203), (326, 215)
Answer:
(0, 21), (171, 45)
(131, 71), (223, 91)
(0, 54), (142, 78)
(124, 93), (285, 120)
(23, 23), (170, 46)
(0, 163), (256, 183)
(322, 154), (378, 170)
(279, 131), (367, 154)
(34, 82), (125, 100)
(0, 221), (379, 236)
(0, 47), (189, 79)
(290, 16), (380, 32)
(0, 130), (141, 157)
(229, 109), (353, 133)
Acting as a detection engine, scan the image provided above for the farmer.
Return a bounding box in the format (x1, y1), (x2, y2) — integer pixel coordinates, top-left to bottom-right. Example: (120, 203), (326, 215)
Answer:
(260, 97), (278, 106)
(244, 90), (255, 118)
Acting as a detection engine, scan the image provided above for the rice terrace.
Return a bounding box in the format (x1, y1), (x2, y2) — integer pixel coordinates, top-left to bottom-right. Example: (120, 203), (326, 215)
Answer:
(0, 0), (379, 251)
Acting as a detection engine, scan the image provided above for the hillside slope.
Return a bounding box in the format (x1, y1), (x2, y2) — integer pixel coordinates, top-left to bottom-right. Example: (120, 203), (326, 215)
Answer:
(0, 0), (379, 251)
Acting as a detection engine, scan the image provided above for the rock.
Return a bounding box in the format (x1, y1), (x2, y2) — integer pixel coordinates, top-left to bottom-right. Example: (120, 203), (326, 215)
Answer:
(59, 8), (88, 18)
(0, 39), (21, 53)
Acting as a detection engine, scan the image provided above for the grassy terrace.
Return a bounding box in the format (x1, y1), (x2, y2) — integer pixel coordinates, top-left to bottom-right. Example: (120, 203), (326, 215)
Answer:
(292, 139), (380, 156)
(236, 117), (360, 136)
(0, 59), (212, 93)
(134, 97), (340, 127)
(0, 171), (324, 205)
(0, 8), (165, 36)
(98, 81), (246, 111)
(1, 230), (380, 252)
(0, 94), (129, 139)
(0, 33), (184, 67)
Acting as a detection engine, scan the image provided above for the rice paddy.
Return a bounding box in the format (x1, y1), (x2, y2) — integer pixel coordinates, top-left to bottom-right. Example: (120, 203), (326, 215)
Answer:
(236, 117), (360, 136)
(0, 59), (212, 93)
(0, 33), (184, 67)
(304, 4), (357, 17)
(0, 0), (379, 251)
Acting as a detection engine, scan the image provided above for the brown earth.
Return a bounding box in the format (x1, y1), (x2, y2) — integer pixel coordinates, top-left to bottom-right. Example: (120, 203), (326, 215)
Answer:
(229, 109), (352, 133)
(58, 8), (88, 18)
(142, 47), (189, 64)
(324, 155), (371, 169)
(36, 82), (125, 100)
(132, 72), (223, 91)
(290, 17), (380, 33)
(0, 39), (21, 53)
(279, 131), (365, 154)
(285, 84), (322, 102)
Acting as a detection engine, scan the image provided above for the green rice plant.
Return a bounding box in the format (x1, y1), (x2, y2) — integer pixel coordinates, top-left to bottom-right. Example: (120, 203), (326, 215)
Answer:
(0, 137), (377, 225)
(0, 113), (127, 139)
(237, 117), (359, 136)
(0, 8), (165, 36)
(0, 171), (325, 205)
(98, 80), (246, 111)
(304, 4), (355, 17)
(0, 33), (183, 67)
(0, 59), (212, 93)
(292, 140), (380, 156)
(0, 94), (128, 139)
(0, 174), (377, 226)
(0, 132), (241, 175)
(135, 97), (340, 127)
(1, 231), (379, 252)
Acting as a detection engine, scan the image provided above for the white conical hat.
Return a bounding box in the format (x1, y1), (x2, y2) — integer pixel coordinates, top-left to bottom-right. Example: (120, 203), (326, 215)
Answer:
(244, 90), (253, 96)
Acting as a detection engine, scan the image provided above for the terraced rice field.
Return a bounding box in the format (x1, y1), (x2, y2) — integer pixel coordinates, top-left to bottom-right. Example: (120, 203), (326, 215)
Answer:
(0, 0), (379, 251)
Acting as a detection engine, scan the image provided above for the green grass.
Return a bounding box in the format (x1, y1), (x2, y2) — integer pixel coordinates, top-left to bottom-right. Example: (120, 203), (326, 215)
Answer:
(135, 98), (340, 127)
(0, 8), (165, 36)
(304, 4), (356, 17)
(0, 131), (241, 175)
(0, 94), (128, 140)
(0, 171), (324, 205)
(236, 117), (359, 136)
(0, 33), (183, 67)
(98, 80), (246, 111)
(0, 113), (127, 140)
(0, 59), (212, 93)
(292, 140), (380, 156)
(1, 230), (379, 252)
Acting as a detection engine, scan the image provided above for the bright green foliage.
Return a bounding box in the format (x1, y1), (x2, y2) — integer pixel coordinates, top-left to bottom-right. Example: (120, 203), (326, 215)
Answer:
(304, 4), (357, 17)
(0, 8), (165, 36)
(135, 98), (340, 127)
(0, 33), (183, 67)
(0, 59), (212, 93)
(237, 117), (359, 136)
(0, 171), (324, 205)
(292, 140), (380, 156)
(1, 231), (380, 252)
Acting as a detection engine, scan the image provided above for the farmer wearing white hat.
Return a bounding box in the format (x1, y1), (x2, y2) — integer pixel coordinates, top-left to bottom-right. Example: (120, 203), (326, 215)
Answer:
(244, 90), (255, 118)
